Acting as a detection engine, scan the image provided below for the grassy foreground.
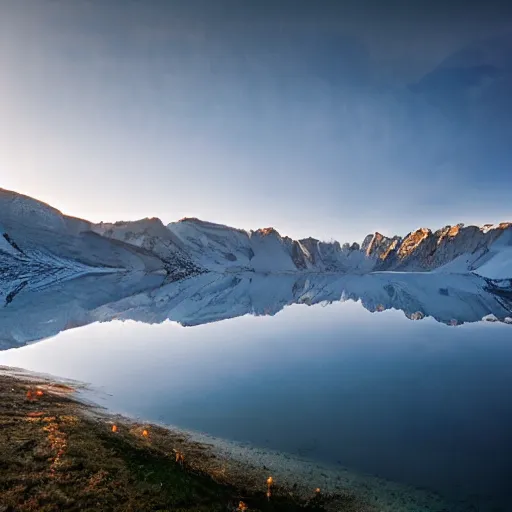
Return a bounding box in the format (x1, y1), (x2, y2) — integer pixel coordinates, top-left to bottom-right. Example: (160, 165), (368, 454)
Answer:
(0, 370), (365, 512)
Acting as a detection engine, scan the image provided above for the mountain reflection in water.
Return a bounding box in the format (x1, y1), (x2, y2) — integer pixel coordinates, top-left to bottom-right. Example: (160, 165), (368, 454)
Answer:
(1, 270), (511, 349)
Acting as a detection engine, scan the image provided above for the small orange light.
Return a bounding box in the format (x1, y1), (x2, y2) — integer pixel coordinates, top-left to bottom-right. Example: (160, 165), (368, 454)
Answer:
(111, 425), (118, 433)
(26, 390), (33, 399)
(315, 487), (321, 494)
(36, 390), (44, 397)
(266, 476), (273, 487)
(142, 429), (149, 437)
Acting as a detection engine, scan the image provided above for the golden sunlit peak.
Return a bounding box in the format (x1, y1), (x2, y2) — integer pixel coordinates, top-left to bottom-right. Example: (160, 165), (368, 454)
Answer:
(257, 227), (278, 237)
(447, 225), (461, 237)
(398, 227), (431, 258)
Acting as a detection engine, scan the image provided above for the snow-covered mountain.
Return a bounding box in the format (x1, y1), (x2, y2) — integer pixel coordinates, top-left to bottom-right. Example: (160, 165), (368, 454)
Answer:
(362, 223), (512, 277)
(0, 189), (202, 305)
(1, 187), (510, 349)
(167, 217), (511, 278)
(1, 187), (511, 308)
(90, 218), (202, 279)
(165, 217), (374, 273)
(0, 270), (510, 350)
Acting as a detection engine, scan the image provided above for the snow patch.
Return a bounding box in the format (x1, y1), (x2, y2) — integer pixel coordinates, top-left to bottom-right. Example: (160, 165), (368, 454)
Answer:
(474, 248), (512, 279)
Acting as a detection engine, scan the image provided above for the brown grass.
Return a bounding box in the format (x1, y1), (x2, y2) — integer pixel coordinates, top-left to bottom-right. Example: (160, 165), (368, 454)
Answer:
(0, 371), (366, 512)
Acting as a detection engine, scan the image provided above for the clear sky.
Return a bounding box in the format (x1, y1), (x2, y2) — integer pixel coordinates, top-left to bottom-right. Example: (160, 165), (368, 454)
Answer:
(1, 0), (511, 243)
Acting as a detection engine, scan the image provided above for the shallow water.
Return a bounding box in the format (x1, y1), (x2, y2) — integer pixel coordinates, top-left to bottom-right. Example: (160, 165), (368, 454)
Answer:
(1, 272), (511, 510)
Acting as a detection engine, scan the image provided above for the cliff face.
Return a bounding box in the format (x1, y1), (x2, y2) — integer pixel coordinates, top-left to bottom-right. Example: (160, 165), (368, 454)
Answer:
(365, 223), (512, 275)
(166, 216), (511, 278)
(362, 232), (402, 260)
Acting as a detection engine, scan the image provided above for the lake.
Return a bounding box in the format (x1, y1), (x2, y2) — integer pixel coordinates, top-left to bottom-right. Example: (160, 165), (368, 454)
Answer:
(1, 271), (511, 511)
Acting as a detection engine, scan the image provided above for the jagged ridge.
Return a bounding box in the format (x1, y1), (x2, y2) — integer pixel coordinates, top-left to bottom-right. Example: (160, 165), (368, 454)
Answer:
(167, 217), (512, 278)
(1, 188), (511, 293)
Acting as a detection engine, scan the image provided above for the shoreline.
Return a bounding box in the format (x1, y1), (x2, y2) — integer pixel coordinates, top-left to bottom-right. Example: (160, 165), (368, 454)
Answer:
(182, 431), (454, 512)
(1, 366), (465, 511)
(0, 366), (366, 512)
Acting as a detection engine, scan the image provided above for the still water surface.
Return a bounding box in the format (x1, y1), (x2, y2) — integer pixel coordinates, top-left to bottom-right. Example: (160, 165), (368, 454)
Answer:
(1, 299), (511, 510)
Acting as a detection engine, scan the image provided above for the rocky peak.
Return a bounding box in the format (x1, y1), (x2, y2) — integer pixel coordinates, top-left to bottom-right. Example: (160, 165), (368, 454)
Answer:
(365, 232), (384, 256)
(480, 222), (512, 233)
(370, 222), (511, 273)
(361, 234), (374, 253)
(341, 242), (362, 252)
(397, 228), (432, 259)
(297, 237), (319, 264)
(380, 237), (401, 260)
(253, 227), (280, 238)
(298, 237), (320, 249)
(93, 217), (171, 240)
(436, 224), (463, 245)
(363, 232), (402, 260)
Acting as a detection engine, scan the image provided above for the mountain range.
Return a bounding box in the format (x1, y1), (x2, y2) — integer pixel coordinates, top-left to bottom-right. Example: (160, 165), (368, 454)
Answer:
(0, 187), (511, 349)
(1, 188), (511, 298)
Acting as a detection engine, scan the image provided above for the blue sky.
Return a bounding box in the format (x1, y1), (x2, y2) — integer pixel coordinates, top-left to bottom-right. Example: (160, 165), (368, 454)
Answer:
(1, 0), (511, 242)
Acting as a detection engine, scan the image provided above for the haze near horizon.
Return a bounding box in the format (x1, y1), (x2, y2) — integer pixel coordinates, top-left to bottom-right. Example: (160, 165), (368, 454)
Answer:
(1, 0), (511, 241)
